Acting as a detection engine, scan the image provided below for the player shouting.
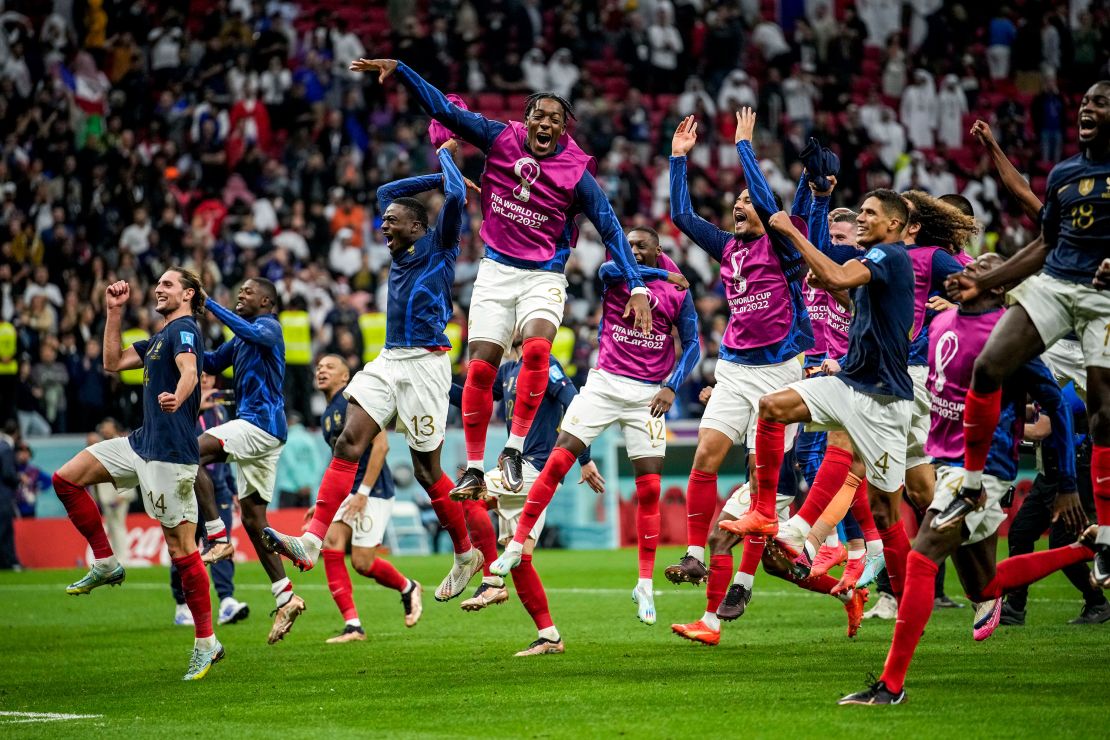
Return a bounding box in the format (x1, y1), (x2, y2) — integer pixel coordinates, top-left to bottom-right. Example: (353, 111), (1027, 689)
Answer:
(265, 142), (485, 603)
(943, 81), (1110, 584)
(346, 57), (651, 501)
(662, 110), (814, 587)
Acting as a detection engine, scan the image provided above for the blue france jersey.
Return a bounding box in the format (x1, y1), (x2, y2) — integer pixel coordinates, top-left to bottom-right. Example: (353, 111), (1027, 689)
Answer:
(129, 316), (203, 464)
(1042, 152), (1110, 283)
(449, 357), (590, 471)
(378, 148), (463, 350)
(203, 301), (287, 442)
(322, 390), (394, 499)
(839, 242), (915, 400)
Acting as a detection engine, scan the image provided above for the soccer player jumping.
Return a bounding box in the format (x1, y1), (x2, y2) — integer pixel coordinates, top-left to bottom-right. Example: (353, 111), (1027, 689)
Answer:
(346, 57), (651, 501)
(943, 81), (1110, 585)
(265, 142), (486, 603)
(53, 270), (223, 680)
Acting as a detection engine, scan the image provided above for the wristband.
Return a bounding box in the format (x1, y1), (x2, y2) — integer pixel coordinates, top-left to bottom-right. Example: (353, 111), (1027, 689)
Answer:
(357, 485), (372, 497)
(631, 286), (649, 296)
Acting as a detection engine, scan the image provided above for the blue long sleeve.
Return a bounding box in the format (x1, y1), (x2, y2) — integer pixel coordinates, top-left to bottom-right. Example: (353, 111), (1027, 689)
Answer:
(790, 172), (810, 220)
(394, 62), (506, 151)
(664, 291), (701, 393)
(598, 262), (670, 285)
(808, 194), (831, 253)
(436, 148), (466, 248)
(203, 340), (235, 374)
(1022, 359), (1077, 492)
(736, 141), (805, 280)
(669, 155), (731, 262)
(575, 170), (643, 290)
(205, 299), (281, 347)
(376, 174), (443, 211)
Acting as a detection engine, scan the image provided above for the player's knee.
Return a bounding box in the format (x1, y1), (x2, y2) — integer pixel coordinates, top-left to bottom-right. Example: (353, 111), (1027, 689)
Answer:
(521, 336), (551, 366)
(970, 353), (1004, 392)
(758, 393), (787, 420)
(1087, 407), (1110, 445)
(334, 429), (366, 463)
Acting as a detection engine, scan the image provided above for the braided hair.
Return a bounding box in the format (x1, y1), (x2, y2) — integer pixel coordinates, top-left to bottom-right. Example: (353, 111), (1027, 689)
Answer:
(524, 92), (576, 122)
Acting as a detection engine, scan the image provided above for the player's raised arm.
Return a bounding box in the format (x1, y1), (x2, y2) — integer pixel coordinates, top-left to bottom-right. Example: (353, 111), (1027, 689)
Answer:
(102, 280), (143, 372)
(669, 116), (732, 260)
(349, 58), (503, 152)
(574, 170), (652, 333)
(598, 261), (686, 289)
(205, 292), (281, 347)
(434, 140), (467, 249)
(768, 211), (872, 290)
(733, 108), (780, 222)
(945, 235), (1048, 302)
(970, 119), (1043, 221)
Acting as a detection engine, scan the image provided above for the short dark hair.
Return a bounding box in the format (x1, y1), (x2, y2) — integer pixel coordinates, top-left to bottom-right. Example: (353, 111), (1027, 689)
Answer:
(248, 277), (280, 312)
(391, 196), (428, 229)
(939, 193), (975, 218)
(627, 226), (659, 244)
(524, 92), (576, 122)
(862, 188), (909, 226)
(166, 265), (206, 318)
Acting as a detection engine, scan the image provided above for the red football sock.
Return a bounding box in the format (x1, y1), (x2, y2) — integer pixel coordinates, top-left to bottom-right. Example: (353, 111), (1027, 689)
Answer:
(53, 473), (113, 559)
(685, 469), (718, 550)
(739, 535), (766, 576)
(512, 447), (576, 545)
(978, 544), (1094, 600)
(513, 554), (553, 630)
(706, 553), (733, 612)
(1092, 445), (1110, 526)
(963, 388), (1002, 474)
(463, 499), (498, 576)
(636, 474), (661, 579)
(322, 548), (358, 621)
(173, 550), (214, 639)
(880, 551), (938, 693)
(850, 480), (880, 542)
(754, 419), (786, 518)
(462, 359), (498, 463)
(359, 557), (409, 593)
(880, 522), (912, 599)
(509, 337), (553, 439)
(796, 446), (853, 525)
(426, 474), (473, 554)
(306, 457), (360, 540)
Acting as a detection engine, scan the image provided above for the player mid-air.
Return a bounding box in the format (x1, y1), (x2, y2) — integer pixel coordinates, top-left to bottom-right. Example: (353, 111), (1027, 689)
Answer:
(345, 56), (651, 503)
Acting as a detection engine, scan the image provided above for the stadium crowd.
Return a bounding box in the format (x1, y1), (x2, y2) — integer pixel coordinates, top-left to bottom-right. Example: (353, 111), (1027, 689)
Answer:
(2, 0), (1109, 444)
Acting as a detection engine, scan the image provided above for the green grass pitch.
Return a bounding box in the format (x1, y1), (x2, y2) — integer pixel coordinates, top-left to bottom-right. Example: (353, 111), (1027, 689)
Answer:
(0, 546), (1104, 738)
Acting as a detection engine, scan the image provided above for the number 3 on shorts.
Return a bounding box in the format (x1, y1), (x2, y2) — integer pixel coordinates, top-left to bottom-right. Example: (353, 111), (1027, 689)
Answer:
(147, 490), (166, 516)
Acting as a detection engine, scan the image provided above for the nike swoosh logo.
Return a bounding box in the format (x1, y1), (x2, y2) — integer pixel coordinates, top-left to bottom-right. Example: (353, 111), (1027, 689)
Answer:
(1097, 476), (1110, 484)
(463, 412), (478, 417)
(529, 392), (543, 397)
(644, 534), (658, 539)
(525, 500), (542, 505)
(687, 513), (705, 518)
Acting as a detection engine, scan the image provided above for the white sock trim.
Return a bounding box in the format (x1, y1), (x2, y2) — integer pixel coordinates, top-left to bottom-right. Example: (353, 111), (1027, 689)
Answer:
(687, 545), (706, 562)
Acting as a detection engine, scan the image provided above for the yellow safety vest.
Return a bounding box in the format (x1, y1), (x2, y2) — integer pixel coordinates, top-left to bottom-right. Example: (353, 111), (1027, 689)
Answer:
(120, 328), (149, 385)
(279, 310), (312, 365)
(359, 312), (387, 363)
(221, 325), (235, 380)
(0, 322), (16, 375)
(444, 322), (463, 370)
(552, 325), (576, 376)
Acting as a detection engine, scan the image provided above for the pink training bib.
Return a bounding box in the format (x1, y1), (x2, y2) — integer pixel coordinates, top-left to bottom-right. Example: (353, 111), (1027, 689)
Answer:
(479, 121), (594, 262)
(597, 253), (688, 383)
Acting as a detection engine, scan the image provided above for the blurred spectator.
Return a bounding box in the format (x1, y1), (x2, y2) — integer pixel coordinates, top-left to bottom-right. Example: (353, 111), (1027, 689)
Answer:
(647, 4), (684, 93)
(987, 8), (1017, 79)
(14, 441), (49, 518)
(901, 69), (937, 150)
(1033, 77), (1065, 163)
(547, 49), (579, 100)
(936, 75), (968, 150)
(717, 69), (757, 112)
